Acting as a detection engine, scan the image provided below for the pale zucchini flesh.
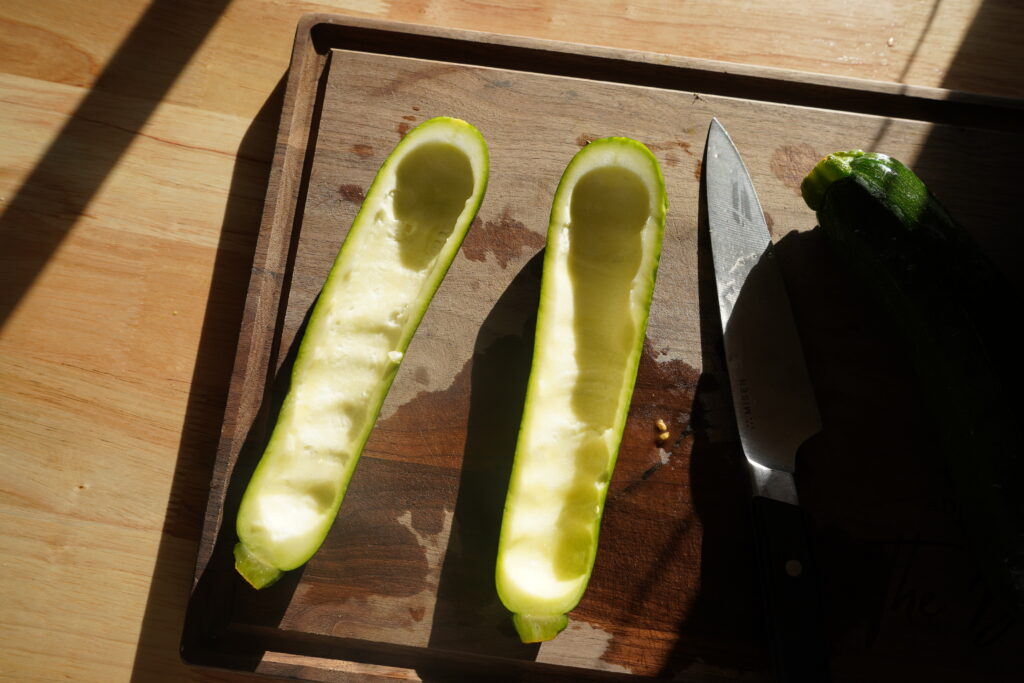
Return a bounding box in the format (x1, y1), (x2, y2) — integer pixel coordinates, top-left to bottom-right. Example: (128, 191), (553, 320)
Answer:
(495, 138), (667, 642)
(234, 117), (489, 588)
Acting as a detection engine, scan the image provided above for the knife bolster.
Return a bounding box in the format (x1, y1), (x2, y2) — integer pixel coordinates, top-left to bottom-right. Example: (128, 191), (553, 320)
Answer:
(750, 464), (798, 505)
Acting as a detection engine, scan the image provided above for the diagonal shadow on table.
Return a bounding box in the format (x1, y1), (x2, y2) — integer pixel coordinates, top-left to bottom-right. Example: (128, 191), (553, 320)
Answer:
(130, 74), (289, 682)
(0, 0), (234, 330)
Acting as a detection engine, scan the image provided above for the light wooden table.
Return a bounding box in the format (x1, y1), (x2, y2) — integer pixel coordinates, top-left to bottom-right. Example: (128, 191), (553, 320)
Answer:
(1, 1), (1020, 681)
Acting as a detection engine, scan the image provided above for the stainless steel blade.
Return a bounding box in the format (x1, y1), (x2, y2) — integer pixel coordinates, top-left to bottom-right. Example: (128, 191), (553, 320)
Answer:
(705, 119), (822, 504)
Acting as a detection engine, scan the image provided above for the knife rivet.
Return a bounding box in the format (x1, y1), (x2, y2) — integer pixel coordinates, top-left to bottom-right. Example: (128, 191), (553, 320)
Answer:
(785, 559), (803, 577)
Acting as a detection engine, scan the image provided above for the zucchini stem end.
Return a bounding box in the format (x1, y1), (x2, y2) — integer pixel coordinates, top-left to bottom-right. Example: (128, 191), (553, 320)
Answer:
(801, 149), (865, 211)
(234, 542), (283, 589)
(512, 613), (569, 643)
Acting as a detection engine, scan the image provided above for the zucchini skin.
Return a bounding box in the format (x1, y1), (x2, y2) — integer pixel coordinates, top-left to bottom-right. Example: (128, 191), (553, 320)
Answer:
(803, 151), (1024, 610)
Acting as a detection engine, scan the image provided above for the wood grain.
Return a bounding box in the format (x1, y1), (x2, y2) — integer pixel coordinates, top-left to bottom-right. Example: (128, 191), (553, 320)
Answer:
(1, 1), (1022, 682)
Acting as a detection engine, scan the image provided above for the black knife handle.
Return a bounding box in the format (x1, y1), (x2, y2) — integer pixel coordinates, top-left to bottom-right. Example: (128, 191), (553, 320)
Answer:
(751, 495), (831, 683)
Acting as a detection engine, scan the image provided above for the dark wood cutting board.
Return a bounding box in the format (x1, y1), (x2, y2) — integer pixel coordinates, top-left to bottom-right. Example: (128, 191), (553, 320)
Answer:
(181, 14), (1024, 682)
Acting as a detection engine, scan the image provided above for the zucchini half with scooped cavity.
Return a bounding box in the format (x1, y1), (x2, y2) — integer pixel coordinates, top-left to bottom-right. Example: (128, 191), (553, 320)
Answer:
(496, 137), (667, 642)
(234, 117), (489, 589)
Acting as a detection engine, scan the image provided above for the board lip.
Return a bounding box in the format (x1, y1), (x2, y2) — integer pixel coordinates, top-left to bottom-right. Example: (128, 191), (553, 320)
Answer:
(300, 12), (1023, 125)
(182, 11), (1024, 680)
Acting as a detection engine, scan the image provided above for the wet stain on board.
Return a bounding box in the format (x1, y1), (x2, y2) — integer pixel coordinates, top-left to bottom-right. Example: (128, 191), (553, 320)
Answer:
(369, 356), (474, 494)
(541, 620), (631, 674)
(428, 254), (545, 658)
(592, 339), (768, 675)
(610, 340), (701, 498)
(373, 64), (462, 97)
(338, 184), (365, 204)
(461, 208), (546, 269)
(299, 457), (444, 597)
(569, 340), (713, 671)
(647, 139), (693, 156)
(351, 143), (374, 157)
(258, 356), (475, 634)
(770, 143), (820, 194)
(295, 351), (479, 606)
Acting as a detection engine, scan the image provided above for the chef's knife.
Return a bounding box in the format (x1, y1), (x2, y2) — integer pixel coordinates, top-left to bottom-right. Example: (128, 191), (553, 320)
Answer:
(704, 118), (830, 682)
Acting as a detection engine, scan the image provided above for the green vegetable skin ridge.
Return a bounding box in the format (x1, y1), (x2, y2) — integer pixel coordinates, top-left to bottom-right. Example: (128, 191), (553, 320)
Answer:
(234, 117), (489, 588)
(496, 137), (667, 642)
(802, 151), (1024, 609)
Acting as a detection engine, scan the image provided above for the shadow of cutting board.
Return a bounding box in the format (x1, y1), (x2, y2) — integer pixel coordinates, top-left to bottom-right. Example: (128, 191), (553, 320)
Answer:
(181, 14), (1024, 682)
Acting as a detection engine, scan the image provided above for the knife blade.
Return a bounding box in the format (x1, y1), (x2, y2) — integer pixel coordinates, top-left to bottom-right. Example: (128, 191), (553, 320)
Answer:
(704, 118), (830, 682)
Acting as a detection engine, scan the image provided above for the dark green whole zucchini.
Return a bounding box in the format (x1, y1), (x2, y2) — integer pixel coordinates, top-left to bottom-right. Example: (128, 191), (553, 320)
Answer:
(802, 151), (1023, 610)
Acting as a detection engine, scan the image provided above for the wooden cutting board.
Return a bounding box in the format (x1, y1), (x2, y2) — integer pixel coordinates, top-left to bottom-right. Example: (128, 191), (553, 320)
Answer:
(181, 14), (1024, 682)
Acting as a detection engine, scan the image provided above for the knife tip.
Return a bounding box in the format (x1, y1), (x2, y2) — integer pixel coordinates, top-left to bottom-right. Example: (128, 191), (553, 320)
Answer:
(708, 117), (725, 139)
